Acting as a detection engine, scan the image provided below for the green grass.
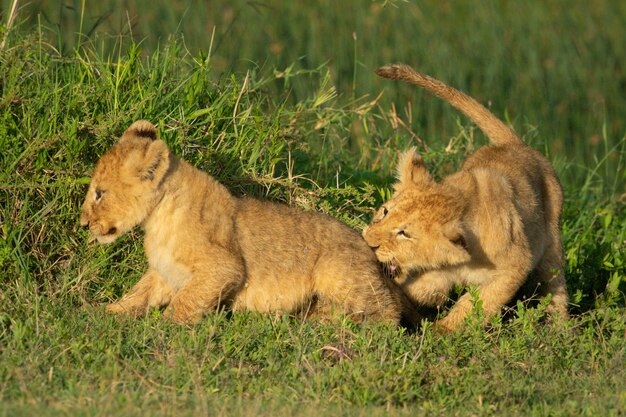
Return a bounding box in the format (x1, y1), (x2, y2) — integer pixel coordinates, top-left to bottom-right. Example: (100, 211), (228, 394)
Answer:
(2, 307), (624, 416)
(1, 2), (625, 416)
(7, 0), (626, 184)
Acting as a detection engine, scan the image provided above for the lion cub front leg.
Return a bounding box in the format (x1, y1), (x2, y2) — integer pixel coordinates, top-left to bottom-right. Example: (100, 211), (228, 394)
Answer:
(435, 269), (526, 333)
(106, 269), (175, 317)
(164, 250), (245, 324)
(400, 270), (456, 309)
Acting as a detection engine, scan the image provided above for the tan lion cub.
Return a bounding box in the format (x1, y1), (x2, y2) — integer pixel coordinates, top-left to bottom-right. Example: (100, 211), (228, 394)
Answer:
(363, 64), (569, 332)
(80, 120), (411, 325)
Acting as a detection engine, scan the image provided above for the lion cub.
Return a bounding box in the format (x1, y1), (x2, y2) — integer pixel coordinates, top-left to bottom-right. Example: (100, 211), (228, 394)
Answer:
(363, 64), (569, 332)
(80, 120), (411, 325)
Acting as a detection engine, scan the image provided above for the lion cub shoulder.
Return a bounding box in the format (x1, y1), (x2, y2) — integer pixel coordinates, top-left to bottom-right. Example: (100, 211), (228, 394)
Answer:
(81, 120), (414, 325)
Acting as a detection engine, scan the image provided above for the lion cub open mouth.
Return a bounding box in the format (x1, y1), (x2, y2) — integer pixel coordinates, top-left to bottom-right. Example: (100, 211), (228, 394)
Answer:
(80, 120), (419, 325)
(363, 64), (569, 333)
(380, 261), (402, 280)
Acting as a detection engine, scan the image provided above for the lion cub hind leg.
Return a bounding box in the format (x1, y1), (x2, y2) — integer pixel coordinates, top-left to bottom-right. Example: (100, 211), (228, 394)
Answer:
(106, 269), (175, 317)
(534, 242), (569, 319)
(300, 296), (346, 322)
(164, 248), (245, 324)
(313, 257), (402, 324)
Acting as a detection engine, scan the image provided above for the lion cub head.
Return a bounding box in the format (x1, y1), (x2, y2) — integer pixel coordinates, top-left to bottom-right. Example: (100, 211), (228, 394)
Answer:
(363, 148), (471, 278)
(80, 120), (171, 243)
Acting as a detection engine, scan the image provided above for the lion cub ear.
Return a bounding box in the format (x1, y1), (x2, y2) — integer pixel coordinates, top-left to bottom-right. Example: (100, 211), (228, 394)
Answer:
(121, 120), (158, 142)
(136, 140), (170, 182)
(395, 147), (433, 189)
(120, 121), (170, 183)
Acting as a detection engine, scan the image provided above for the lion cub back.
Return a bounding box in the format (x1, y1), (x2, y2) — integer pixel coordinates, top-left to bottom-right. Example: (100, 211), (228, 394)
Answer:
(232, 198), (402, 320)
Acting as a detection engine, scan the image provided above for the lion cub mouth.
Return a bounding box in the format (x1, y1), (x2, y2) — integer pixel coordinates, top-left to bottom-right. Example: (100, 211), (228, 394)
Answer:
(383, 262), (402, 280)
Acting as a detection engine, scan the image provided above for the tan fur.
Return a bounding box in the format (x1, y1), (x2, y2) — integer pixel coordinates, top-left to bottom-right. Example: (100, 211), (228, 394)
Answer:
(363, 64), (569, 332)
(80, 120), (417, 325)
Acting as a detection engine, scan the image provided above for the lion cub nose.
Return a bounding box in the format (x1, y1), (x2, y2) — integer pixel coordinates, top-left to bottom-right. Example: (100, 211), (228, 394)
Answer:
(81, 221), (90, 230)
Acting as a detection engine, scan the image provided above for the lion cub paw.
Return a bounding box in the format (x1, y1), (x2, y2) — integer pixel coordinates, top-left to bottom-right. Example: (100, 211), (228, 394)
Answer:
(163, 304), (202, 325)
(105, 302), (145, 317)
(105, 303), (126, 314)
(432, 316), (462, 335)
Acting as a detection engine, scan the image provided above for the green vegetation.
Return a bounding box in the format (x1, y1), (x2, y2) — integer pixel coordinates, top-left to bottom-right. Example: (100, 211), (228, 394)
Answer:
(1, 1), (624, 415)
(9, 0), (626, 181)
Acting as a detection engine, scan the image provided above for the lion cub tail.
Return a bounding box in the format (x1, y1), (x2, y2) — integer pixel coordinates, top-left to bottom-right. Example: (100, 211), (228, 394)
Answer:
(376, 64), (521, 146)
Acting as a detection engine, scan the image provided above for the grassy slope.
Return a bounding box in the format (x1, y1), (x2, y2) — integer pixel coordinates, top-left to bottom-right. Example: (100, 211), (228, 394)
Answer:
(1, 3), (625, 416)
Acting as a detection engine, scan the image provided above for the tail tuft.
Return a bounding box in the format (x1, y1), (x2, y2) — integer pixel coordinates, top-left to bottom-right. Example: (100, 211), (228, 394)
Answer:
(375, 65), (403, 80)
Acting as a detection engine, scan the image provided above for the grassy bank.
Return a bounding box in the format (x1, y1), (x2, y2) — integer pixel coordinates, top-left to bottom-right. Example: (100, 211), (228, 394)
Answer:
(1, 4), (625, 416)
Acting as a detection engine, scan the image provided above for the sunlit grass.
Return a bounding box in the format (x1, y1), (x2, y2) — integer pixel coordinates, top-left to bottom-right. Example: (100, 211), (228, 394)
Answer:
(0, 3), (624, 416)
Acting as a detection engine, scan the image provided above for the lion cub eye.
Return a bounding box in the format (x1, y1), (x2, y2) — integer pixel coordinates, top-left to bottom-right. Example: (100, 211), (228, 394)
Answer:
(372, 206), (388, 223)
(94, 188), (105, 203)
(396, 229), (410, 239)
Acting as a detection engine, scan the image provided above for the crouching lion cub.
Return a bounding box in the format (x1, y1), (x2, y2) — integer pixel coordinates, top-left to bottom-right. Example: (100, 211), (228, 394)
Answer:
(80, 120), (414, 325)
(363, 64), (569, 333)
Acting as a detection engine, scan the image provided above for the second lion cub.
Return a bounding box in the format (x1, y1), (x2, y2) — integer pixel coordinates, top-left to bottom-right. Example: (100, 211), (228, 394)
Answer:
(80, 120), (412, 325)
(363, 64), (569, 332)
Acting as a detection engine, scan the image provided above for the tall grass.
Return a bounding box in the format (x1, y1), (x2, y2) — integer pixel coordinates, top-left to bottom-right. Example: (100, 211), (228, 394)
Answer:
(0, 3), (624, 416)
(6, 0), (626, 185)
